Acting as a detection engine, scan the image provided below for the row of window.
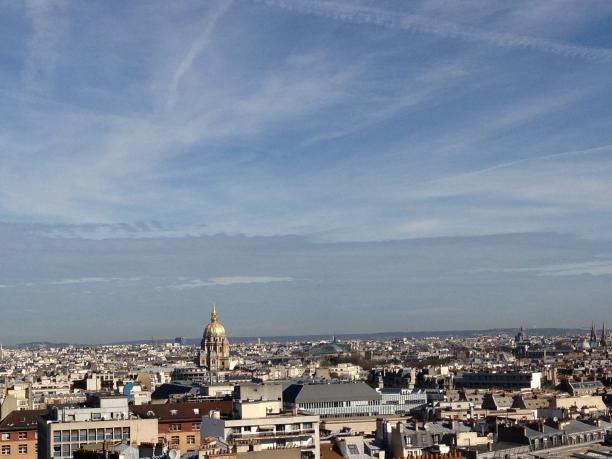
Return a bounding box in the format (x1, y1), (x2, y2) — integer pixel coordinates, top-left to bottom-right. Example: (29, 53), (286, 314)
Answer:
(53, 443), (75, 457)
(299, 400), (379, 409)
(1, 432), (30, 441)
(229, 423), (314, 434)
(52, 428), (130, 444)
(160, 435), (196, 445)
(168, 423), (201, 432)
(1, 444), (30, 455)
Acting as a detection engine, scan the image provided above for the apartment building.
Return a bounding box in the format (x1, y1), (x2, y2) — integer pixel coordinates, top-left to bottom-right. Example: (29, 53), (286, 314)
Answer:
(130, 400), (232, 453)
(37, 394), (157, 459)
(283, 382), (427, 418)
(201, 383), (320, 459)
(0, 409), (44, 459)
(454, 372), (542, 390)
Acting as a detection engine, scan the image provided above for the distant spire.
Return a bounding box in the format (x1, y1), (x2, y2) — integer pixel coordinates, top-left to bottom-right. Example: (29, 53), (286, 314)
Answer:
(601, 321), (607, 347)
(590, 322), (597, 342)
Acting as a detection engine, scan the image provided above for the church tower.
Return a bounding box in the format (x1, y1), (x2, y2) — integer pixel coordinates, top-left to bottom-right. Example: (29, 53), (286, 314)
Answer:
(589, 322), (599, 348)
(199, 304), (231, 373)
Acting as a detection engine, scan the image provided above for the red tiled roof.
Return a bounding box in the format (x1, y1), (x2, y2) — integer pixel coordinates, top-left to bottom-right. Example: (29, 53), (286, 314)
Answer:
(0, 409), (46, 431)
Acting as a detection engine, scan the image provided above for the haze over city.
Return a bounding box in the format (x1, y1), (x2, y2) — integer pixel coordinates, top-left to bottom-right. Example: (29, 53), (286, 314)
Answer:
(2, 0), (612, 343)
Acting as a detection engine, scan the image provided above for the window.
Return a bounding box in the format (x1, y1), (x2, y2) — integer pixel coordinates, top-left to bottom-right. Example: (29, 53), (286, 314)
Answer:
(1, 446), (11, 455)
(53, 445), (61, 457)
(187, 436), (195, 444)
(169, 424), (181, 432)
(0, 434), (8, 441)
(170, 436), (180, 445)
(191, 423), (200, 431)
(19, 445), (27, 455)
(18, 432), (27, 440)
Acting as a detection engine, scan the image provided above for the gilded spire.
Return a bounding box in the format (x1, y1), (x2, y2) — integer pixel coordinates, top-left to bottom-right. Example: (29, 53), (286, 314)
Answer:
(211, 303), (218, 322)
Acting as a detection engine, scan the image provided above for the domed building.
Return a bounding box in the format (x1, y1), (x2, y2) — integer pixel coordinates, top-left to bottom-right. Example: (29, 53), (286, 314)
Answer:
(199, 304), (231, 371)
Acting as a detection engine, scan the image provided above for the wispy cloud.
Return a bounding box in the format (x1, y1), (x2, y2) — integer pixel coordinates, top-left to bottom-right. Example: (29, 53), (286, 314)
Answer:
(407, 143), (612, 211)
(1, 277), (146, 288)
(537, 262), (612, 277)
(163, 276), (295, 289)
(22, 0), (68, 90)
(482, 261), (612, 277)
(1, 0), (612, 244)
(260, 0), (612, 62)
(29, 221), (208, 239)
(46, 276), (144, 285)
(166, 0), (234, 109)
(1, 224), (612, 343)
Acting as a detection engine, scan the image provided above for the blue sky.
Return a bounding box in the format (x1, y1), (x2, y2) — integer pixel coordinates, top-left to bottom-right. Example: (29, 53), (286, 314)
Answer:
(1, 0), (612, 343)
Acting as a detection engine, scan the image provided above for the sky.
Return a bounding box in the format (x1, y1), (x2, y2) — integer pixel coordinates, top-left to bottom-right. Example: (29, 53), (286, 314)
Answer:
(1, 0), (612, 344)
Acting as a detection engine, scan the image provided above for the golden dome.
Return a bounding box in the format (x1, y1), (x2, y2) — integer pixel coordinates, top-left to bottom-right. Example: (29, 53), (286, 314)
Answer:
(204, 321), (226, 337)
(204, 304), (226, 338)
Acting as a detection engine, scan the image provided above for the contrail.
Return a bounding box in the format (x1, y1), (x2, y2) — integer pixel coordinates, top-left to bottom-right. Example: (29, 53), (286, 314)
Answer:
(423, 143), (612, 187)
(258, 0), (612, 63)
(167, 0), (234, 109)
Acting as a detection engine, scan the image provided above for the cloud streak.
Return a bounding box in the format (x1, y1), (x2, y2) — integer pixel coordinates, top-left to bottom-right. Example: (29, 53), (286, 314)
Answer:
(166, 0), (234, 108)
(163, 276), (295, 289)
(482, 261), (612, 277)
(0, 277), (146, 288)
(22, 0), (68, 90)
(46, 276), (144, 285)
(260, 0), (612, 62)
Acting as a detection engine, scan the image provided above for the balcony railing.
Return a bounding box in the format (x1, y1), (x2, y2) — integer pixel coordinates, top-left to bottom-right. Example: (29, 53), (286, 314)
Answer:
(229, 429), (316, 442)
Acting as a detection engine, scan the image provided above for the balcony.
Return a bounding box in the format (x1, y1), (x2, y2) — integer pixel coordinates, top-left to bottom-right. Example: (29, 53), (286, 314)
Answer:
(229, 429), (316, 444)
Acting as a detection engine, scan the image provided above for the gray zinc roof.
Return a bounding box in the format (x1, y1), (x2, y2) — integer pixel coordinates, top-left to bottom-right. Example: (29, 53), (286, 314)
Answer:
(562, 420), (602, 435)
(284, 382), (381, 403)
